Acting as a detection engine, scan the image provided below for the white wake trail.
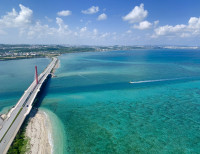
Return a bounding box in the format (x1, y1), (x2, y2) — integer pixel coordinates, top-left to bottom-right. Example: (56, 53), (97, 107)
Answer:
(129, 77), (188, 84)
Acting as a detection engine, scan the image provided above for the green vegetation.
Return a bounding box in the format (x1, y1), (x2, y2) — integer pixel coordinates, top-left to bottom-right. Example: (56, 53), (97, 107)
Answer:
(0, 44), (166, 61)
(0, 44), (97, 61)
(0, 44), (96, 54)
(7, 125), (30, 154)
(0, 55), (46, 61)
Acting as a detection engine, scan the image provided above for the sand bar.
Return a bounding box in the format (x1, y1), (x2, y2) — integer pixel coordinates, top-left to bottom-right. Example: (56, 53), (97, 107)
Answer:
(26, 110), (53, 154)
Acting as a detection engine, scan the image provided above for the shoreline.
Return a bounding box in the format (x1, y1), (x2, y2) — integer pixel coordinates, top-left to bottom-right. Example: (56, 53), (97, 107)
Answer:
(0, 55), (60, 62)
(25, 109), (53, 154)
(43, 111), (54, 152)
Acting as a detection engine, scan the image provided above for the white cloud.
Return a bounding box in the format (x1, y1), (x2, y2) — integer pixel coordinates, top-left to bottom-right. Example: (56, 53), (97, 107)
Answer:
(80, 27), (87, 32)
(25, 17), (70, 38)
(126, 30), (132, 34)
(93, 29), (98, 35)
(26, 17), (71, 39)
(188, 17), (200, 29)
(0, 4), (32, 28)
(133, 21), (152, 30)
(82, 6), (99, 14)
(154, 24), (186, 36)
(98, 13), (107, 21)
(27, 22), (55, 38)
(153, 17), (200, 38)
(123, 3), (148, 23)
(0, 4), (128, 45)
(56, 17), (71, 34)
(15, 4), (32, 25)
(57, 10), (72, 16)
(45, 16), (53, 22)
(100, 32), (110, 38)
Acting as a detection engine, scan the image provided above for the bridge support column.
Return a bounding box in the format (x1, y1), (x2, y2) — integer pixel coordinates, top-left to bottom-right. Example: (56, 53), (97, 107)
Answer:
(35, 66), (38, 85)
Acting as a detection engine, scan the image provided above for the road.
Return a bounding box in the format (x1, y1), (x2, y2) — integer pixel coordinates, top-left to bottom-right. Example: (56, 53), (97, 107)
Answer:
(0, 57), (57, 154)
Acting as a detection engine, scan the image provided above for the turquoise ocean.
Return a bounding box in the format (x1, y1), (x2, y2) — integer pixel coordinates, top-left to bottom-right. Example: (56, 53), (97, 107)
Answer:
(1, 50), (200, 153)
(0, 58), (50, 112)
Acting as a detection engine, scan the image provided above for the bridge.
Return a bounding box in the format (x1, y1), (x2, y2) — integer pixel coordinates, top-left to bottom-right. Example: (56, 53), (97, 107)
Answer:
(0, 57), (57, 154)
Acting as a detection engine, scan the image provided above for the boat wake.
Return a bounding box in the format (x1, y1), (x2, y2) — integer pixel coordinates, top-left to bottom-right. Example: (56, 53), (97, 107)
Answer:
(129, 77), (192, 84)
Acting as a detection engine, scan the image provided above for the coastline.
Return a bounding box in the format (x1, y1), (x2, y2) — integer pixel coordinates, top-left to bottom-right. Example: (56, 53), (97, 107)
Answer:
(41, 108), (66, 154)
(25, 109), (53, 154)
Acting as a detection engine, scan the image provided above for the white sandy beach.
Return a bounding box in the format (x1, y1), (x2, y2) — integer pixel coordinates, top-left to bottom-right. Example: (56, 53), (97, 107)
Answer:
(26, 110), (53, 154)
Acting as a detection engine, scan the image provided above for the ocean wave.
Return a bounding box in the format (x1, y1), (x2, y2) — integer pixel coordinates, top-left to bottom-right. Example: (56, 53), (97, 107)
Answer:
(48, 131), (54, 154)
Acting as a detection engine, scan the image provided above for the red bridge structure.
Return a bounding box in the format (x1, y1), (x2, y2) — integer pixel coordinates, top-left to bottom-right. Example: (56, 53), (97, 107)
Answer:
(35, 66), (38, 85)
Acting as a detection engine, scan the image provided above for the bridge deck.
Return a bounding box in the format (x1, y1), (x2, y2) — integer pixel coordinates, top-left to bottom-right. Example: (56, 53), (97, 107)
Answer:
(0, 57), (57, 154)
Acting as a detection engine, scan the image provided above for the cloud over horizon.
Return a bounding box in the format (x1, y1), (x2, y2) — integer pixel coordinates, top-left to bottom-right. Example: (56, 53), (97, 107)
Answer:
(153, 17), (200, 38)
(0, 2), (200, 45)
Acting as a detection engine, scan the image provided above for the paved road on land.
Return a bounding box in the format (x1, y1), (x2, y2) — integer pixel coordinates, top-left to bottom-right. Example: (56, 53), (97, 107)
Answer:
(0, 57), (57, 154)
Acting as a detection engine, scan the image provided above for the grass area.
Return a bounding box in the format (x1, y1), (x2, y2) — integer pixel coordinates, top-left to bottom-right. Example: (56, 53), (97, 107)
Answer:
(7, 124), (30, 154)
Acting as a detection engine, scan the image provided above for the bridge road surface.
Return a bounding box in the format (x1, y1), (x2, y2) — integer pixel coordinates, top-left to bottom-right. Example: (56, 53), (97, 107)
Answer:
(0, 57), (57, 154)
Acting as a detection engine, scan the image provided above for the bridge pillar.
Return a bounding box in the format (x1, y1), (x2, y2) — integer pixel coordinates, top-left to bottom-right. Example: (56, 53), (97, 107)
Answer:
(35, 66), (38, 85)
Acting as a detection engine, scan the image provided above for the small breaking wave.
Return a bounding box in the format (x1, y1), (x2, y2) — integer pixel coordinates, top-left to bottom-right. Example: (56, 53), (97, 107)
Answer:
(43, 111), (54, 154)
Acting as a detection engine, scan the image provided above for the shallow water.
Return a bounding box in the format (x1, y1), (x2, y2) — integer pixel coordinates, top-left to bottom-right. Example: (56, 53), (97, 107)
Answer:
(1, 50), (200, 153)
(40, 107), (65, 154)
(40, 50), (200, 153)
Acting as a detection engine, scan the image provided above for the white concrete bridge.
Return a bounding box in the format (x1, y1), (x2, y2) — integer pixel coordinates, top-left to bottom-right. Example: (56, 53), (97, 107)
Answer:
(0, 57), (57, 154)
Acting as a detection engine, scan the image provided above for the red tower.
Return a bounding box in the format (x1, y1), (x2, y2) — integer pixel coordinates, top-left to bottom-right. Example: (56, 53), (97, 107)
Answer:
(35, 66), (38, 85)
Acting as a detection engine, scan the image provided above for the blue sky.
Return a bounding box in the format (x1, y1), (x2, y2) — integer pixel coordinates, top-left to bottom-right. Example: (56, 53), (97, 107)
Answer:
(0, 0), (200, 45)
